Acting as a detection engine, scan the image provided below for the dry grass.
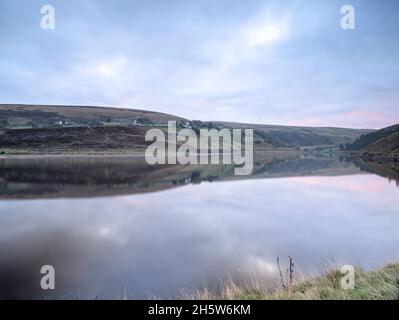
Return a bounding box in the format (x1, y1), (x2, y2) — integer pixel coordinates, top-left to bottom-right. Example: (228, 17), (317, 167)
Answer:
(179, 263), (399, 300)
(178, 274), (280, 300)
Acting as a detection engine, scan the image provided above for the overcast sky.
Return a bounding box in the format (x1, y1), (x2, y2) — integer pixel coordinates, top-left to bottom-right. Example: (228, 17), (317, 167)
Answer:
(0, 0), (398, 128)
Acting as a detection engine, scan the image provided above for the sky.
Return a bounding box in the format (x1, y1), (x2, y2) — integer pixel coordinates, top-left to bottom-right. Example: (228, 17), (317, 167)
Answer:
(0, 0), (398, 128)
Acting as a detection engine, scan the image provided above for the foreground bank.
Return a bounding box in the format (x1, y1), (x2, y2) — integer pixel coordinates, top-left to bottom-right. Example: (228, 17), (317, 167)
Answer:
(182, 263), (399, 300)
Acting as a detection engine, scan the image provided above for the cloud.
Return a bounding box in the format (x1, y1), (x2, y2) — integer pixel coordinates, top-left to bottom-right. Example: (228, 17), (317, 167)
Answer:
(93, 56), (128, 78)
(245, 14), (289, 48)
(0, 0), (398, 128)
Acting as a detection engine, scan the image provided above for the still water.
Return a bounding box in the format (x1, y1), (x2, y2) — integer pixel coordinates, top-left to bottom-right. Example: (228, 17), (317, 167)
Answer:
(0, 155), (398, 299)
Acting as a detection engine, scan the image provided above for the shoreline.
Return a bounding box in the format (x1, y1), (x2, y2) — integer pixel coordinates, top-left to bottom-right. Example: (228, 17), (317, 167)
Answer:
(0, 148), (298, 160)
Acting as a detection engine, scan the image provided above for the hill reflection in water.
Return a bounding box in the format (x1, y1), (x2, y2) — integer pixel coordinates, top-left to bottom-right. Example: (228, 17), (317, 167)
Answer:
(1, 153), (397, 199)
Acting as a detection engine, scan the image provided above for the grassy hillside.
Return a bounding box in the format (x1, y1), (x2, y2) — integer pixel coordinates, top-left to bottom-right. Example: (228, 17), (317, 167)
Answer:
(0, 125), (152, 151)
(0, 104), (373, 152)
(345, 124), (399, 159)
(0, 104), (186, 129)
(184, 263), (399, 300)
(208, 121), (372, 148)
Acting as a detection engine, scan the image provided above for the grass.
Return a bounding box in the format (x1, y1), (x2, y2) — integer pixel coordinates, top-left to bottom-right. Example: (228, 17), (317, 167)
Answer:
(180, 263), (399, 300)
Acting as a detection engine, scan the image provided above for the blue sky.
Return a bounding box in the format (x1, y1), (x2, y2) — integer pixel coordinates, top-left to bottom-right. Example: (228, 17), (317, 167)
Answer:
(0, 0), (398, 128)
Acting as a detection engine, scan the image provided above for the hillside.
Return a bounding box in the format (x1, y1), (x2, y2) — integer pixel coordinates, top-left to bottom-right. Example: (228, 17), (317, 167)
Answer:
(0, 104), (186, 129)
(0, 104), (373, 152)
(345, 124), (399, 160)
(0, 126), (151, 151)
(210, 121), (372, 148)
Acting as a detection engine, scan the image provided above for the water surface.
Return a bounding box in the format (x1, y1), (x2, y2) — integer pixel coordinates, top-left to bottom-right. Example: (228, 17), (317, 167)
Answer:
(0, 156), (398, 299)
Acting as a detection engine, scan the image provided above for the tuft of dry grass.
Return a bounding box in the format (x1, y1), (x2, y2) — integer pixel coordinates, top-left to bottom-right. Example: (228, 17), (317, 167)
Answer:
(178, 274), (280, 300)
